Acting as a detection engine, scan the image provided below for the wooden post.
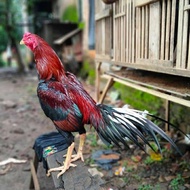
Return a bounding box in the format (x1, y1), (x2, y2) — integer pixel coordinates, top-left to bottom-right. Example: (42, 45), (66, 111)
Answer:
(95, 61), (102, 102)
(29, 153), (40, 190)
(98, 77), (114, 103)
(165, 99), (170, 132)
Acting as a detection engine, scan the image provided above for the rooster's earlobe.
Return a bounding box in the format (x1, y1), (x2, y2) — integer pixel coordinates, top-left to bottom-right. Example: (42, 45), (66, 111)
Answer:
(20, 39), (25, 45)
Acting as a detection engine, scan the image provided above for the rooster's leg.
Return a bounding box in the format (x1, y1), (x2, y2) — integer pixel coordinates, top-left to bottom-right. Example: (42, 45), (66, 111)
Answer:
(47, 142), (77, 178)
(70, 133), (86, 162)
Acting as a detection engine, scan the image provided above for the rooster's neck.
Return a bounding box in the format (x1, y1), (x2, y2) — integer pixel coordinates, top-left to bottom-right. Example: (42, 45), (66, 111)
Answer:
(34, 43), (66, 81)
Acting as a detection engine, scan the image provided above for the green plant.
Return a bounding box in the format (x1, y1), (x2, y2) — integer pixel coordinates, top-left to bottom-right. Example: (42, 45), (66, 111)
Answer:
(126, 166), (133, 172)
(138, 184), (153, 190)
(169, 174), (185, 190)
(85, 157), (95, 165)
(79, 60), (95, 85)
(138, 184), (160, 190)
(123, 176), (130, 184)
(87, 133), (97, 147)
(132, 174), (141, 182)
(144, 156), (155, 165)
(62, 5), (78, 23)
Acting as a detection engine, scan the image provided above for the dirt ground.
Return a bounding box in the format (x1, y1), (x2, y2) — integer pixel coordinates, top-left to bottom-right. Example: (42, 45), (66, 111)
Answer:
(0, 68), (190, 190)
(0, 69), (55, 190)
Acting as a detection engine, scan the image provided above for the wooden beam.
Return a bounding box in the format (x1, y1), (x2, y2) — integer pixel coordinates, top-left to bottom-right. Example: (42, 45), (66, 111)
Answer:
(176, 0), (185, 68)
(96, 62), (102, 101)
(95, 58), (190, 78)
(135, 0), (159, 7)
(101, 74), (190, 108)
(149, 2), (160, 60)
(95, 8), (112, 21)
(99, 77), (114, 103)
(30, 160), (40, 190)
(114, 12), (125, 19)
(165, 100), (170, 132)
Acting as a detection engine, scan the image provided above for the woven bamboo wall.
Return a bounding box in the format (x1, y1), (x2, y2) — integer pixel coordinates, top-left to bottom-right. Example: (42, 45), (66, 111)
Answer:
(95, 0), (190, 77)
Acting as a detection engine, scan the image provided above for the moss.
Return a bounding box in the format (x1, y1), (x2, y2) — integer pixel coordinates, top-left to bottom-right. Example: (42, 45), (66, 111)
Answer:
(113, 82), (164, 115)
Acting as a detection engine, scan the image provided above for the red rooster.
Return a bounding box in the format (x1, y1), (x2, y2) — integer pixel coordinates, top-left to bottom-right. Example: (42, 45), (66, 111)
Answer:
(20, 32), (180, 177)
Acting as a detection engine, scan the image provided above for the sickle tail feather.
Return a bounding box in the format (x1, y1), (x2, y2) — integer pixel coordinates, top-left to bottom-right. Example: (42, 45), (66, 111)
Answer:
(96, 104), (182, 155)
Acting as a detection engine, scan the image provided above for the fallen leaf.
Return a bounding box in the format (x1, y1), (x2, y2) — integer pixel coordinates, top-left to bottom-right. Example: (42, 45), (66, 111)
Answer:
(150, 151), (162, 161)
(131, 155), (142, 162)
(165, 175), (175, 181)
(158, 175), (165, 182)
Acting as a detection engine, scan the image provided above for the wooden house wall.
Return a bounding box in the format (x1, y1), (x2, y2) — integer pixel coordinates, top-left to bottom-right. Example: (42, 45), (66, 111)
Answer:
(95, 0), (190, 77)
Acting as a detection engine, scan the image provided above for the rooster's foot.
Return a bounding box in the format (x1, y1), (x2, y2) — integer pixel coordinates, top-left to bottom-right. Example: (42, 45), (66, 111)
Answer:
(47, 162), (77, 178)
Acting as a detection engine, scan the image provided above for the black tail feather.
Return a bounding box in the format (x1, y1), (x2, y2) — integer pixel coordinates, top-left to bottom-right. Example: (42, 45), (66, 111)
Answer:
(96, 104), (182, 155)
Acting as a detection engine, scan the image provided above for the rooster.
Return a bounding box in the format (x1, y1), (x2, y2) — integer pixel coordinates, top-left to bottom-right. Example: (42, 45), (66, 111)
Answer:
(20, 32), (181, 178)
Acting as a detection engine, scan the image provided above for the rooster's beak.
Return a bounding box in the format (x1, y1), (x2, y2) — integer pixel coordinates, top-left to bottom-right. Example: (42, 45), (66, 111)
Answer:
(20, 39), (25, 45)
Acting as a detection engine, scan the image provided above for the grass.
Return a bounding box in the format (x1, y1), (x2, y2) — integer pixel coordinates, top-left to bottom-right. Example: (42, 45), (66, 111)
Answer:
(169, 174), (185, 190)
(138, 184), (160, 190)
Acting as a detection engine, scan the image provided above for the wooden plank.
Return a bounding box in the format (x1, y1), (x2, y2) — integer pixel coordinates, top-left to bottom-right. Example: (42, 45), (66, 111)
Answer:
(170, 0), (176, 61)
(160, 0), (166, 60)
(165, 0), (171, 60)
(188, 30), (190, 69)
(135, 7), (139, 59)
(113, 3), (116, 61)
(144, 5), (149, 59)
(95, 8), (112, 21)
(129, 0), (132, 62)
(30, 160), (40, 190)
(30, 153), (39, 190)
(141, 6), (145, 59)
(119, 3), (121, 61)
(184, 4), (190, 11)
(95, 57), (190, 78)
(123, 0), (126, 62)
(149, 2), (160, 59)
(96, 62), (102, 101)
(176, 0), (185, 68)
(106, 16), (112, 56)
(104, 71), (190, 97)
(135, 0), (159, 7)
(132, 0), (135, 62)
(102, 18), (106, 55)
(114, 12), (126, 18)
(120, 0), (124, 62)
(98, 76), (114, 104)
(95, 54), (111, 60)
(101, 74), (190, 108)
(126, 1), (129, 62)
(136, 58), (173, 67)
(165, 100), (170, 132)
(181, 0), (189, 69)
(138, 7), (142, 58)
